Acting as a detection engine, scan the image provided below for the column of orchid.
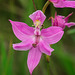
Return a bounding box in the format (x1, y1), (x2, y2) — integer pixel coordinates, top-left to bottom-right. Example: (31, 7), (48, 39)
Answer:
(9, 0), (75, 75)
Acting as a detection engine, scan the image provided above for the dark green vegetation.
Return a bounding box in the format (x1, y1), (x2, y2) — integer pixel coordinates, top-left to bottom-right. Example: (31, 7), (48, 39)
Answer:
(0, 0), (75, 75)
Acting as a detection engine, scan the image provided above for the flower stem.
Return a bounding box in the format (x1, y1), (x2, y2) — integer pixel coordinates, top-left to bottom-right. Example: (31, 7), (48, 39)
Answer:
(32, 0), (37, 11)
(42, 0), (50, 13)
(46, 55), (50, 63)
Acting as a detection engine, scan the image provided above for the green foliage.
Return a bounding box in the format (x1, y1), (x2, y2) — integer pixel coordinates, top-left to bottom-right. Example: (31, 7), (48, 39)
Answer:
(0, 0), (75, 75)
(67, 29), (75, 34)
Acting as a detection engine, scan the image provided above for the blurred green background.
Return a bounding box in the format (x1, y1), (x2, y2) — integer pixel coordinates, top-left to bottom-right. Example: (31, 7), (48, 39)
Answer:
(0, 0), (75, 75)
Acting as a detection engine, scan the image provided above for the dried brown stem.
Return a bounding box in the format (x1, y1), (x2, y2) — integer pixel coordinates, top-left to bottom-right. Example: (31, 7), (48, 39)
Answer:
(32, 0), (37, 11)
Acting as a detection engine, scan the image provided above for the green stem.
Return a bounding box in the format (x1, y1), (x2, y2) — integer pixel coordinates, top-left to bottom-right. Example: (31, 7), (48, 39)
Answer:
(42, 0), (50, 13)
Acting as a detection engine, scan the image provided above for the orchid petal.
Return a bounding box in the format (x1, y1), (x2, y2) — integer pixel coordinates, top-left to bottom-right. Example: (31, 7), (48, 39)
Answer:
(50, 0), (59, 3)
(41, 26), (64, 44)
(55, 12), (63, 18)
(41, 26), (63, 37)
(65, 22), (75, 27)
(9, 20), (34, 41)
(39, 41), (54, 55)
(29, 10), (46, 25)
(51, 12), (74, 29)
(64, 12), (73, 23)
(13, 38), (34, 50)
(64, 1), (75, 8)
(27, 46), (42, 75)
(57, 15), (65, 18)
(52, 13), (65, 29)
(56, 16), (65, 29)
(51, 0), (75, 8)
(52, 0), (65, 8)
(42, 31), (64, 44)
(13, 42), (31, 51)
(53, 16), (58, 26)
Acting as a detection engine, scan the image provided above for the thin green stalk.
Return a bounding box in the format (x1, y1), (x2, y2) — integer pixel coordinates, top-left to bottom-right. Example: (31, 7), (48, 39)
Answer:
(1, 41), (7, 75)
(42, 0), (50, 13)
(5, 40), (14, 75)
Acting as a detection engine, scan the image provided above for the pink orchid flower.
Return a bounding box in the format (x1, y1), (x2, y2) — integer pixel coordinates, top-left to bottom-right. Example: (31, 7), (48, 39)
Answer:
(49, 0), (75, 8)
(9, 10), (64, 75)
(50, 12), (75, 29)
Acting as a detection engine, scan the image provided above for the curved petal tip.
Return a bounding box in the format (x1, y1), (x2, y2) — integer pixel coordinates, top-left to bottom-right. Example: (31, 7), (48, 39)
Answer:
(27, 46), (42, 75)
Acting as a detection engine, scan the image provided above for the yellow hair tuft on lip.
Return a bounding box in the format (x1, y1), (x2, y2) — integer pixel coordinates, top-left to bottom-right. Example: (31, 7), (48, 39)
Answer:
(34, 20), (41, 28)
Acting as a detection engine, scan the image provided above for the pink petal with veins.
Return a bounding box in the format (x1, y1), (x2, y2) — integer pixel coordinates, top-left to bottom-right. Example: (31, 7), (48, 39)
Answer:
(9, 20), (34, 41)
(65, 22), (75, 27)
(29, 10), (46, 25)
(50, 0), (75, 8)
(41, 26), (63, 37)
(41, 26), (64, 44)
(39, 40), (54, 55)
(27, 46), (42, 75)
(13, 38), (34, 50)
(64, 1), (75, 8)
(64, 12), (73, 23)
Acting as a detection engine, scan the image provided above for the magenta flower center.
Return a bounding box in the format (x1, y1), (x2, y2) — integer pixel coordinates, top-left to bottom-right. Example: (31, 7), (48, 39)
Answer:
(32, 35), (41, 48)
(32, 29), (41, 48)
